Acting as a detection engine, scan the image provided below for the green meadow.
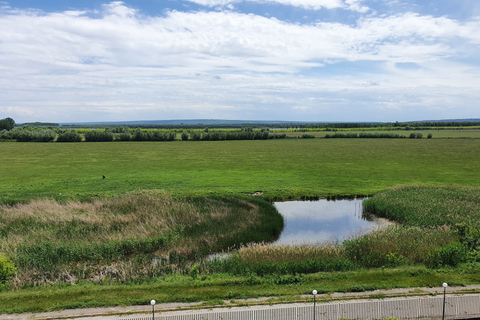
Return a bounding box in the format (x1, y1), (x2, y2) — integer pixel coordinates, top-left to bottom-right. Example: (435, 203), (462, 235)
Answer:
(1, 136), (480, 313)
(1, 138), (479, 203)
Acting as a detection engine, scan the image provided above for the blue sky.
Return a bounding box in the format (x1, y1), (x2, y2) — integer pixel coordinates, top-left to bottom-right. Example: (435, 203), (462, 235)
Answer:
(1, 0), (479, 123)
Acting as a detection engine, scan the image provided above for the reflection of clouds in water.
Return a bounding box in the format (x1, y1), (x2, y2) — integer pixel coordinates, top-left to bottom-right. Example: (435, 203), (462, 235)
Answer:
(274, 199), (364, 221)
(273, 199), (388, 244)
(274, 230), (336, 244)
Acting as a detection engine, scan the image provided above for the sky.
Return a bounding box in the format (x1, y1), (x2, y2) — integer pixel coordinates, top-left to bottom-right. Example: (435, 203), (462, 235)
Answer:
(1, 0), (480, 123)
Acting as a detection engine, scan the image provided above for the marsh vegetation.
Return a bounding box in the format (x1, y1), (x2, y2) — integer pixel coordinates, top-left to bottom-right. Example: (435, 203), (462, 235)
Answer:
(0, 192), (282, 287)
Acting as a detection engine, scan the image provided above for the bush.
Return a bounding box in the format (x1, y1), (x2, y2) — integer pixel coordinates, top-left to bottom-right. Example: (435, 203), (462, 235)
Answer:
(56, 130), (82, 142)
(425, 243), (468, 268)
(301, 133), (315, 139)
(117, 132), (132, 141)
(15, 129), (56, 142)
(0, 255), (16, 283)
(409, 132), (423, 139)
(84, 130), (114, 142)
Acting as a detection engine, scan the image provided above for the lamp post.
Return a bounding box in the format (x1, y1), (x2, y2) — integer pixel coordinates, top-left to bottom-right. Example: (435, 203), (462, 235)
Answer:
(150, 300), (156, 320)
(442, 283), (447, 320)
(312, 290), (317, 320)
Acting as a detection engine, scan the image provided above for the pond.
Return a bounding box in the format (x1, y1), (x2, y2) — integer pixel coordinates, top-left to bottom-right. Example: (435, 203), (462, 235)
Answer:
(273, 198), (392, 245)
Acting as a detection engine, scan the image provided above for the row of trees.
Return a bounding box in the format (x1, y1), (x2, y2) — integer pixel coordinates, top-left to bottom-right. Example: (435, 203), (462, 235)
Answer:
(0, 126), (434, 142)
(180, 128), (287, 141)
(84, 129), (177, 142)
(324, 132), (431, 139)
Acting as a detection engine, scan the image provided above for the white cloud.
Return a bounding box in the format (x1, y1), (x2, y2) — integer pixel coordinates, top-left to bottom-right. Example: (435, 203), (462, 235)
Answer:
(187, 0), (369, 12)
(1, 1), (480, 122)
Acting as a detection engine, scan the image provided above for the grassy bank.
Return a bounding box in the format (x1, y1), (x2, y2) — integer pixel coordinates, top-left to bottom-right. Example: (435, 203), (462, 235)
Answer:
(1, 265), (479, 314)
(1, 139), (479, 203)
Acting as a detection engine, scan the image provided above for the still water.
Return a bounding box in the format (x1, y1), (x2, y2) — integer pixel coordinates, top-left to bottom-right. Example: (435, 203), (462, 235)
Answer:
(273, 198), (391, 245)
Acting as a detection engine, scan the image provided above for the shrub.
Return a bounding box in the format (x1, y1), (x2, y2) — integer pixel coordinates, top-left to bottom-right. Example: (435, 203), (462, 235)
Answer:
(117, 132), (132, 141)
(0, 255), (16, 283)
(84, 130), (114, 142)
(132, 129), (147, 141)
(301, 133), (315, 139)
(425, 243), (468, 268)
(15, 129), (56, 142)
(181, 132), (189, 141)
(56, 130), (82, 142)
(409, 132), (423, 139)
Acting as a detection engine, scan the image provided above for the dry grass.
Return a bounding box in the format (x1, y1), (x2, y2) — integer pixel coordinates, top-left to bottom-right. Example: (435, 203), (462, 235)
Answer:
(234, 241), (344, 264)
(0, 190), (263, 259)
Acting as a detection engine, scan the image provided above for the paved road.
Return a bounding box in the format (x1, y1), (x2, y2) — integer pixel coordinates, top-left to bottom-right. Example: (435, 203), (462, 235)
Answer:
(1, 285), (480, 320)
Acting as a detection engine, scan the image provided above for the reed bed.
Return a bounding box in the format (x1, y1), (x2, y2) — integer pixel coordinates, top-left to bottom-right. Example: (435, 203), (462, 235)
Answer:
(362, 185), (480, 227)
(0, 192), (283, 286)
(211, 185), (479, 275)
(234, 241), (344, 264)
(343, 226), (455, 267)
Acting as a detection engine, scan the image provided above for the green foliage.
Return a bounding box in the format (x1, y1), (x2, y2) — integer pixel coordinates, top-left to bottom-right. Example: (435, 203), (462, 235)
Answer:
(115, 130), (176, 142)
(209, 256), (355, 276)
(56, 130), (82, 142)
(190, 263), (200, 280)
(301, 133), (315, 139)
(0, 117), (15, 131)
(425, 243), (468, 268)
(342, 225), (454, 267)
(84, 130), (114, 142)
(454, 223), (480, 252)
(0, 255), (16, 283)
(14, 128), (56, 142)
(15, 236), (173, 270)
(409, 132), (423, 139)
(117, 132), (132, 141)
(325, 132), (406, 138)
(362, 185), (480, 227)
(348, 283), (377, 292)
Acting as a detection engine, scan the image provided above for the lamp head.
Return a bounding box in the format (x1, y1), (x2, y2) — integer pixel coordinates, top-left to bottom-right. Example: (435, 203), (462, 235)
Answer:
(443, 283), (448, 288)
(312, 290), (317, 295)
(151, 300), (156, 306)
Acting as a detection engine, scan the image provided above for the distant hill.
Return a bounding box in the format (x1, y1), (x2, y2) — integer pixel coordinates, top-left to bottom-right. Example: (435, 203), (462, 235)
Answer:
(58, 118), (480, 126)
(59, 119), (312, 126)
(418, 118), (480, 123)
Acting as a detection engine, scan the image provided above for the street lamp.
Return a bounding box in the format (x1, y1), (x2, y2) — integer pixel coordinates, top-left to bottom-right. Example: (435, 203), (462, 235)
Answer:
(442, 283), (448, 320)
(312, 290), (317, 320)
(150, 299), (156, 320)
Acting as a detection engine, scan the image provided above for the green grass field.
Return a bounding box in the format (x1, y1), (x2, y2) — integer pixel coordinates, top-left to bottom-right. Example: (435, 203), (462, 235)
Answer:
(1, 138), (479, 203)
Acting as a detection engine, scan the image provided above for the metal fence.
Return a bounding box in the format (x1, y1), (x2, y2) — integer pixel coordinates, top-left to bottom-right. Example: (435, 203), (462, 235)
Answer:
(122, 294), (480, 320)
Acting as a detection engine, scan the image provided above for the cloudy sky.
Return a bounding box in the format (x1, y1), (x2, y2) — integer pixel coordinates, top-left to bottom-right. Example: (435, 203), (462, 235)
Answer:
(1, 0), (479, 123)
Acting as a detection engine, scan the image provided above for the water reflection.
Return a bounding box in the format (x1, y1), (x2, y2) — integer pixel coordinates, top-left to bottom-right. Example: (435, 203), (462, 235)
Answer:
(273, 198), (389, 245)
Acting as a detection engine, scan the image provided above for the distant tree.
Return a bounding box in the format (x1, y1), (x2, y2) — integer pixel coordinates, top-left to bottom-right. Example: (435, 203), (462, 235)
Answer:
(57, 130), (82, 142)
(0, 117), (15, 131)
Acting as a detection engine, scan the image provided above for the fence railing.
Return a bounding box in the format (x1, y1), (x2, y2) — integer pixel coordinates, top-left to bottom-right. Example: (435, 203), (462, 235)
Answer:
(121, 294), (480, 320)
